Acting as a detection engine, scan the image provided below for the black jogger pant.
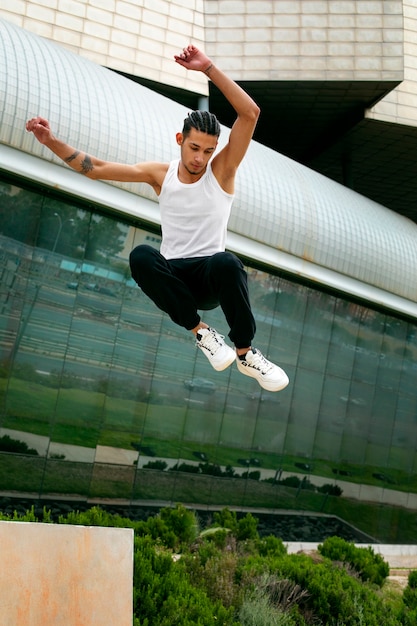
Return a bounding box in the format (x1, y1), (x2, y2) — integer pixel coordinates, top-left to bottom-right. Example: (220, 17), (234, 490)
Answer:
(129, 244), (256, 349)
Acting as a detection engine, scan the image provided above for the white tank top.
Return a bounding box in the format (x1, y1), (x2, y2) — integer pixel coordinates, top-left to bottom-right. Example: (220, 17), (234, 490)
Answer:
(158, 159), (234, 259)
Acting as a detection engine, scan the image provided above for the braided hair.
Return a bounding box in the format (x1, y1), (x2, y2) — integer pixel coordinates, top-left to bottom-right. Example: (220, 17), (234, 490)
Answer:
(182, 110), (221, 139)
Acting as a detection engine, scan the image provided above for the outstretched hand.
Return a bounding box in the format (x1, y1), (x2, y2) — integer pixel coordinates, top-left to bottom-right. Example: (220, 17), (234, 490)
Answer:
(174, 45), (212, 73)
(26, 116), (53, 145)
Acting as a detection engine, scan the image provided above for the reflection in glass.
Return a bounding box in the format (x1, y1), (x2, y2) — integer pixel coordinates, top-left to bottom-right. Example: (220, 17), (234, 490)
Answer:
(1, 177), (417, 542)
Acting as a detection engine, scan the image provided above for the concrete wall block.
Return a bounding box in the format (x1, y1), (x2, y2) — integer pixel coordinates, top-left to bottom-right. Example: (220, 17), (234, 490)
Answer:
(192, 23), (205, 40)
(218, 13), (245, 27)
(246, 1), (274, 14)
(329, 14), (356, 28)
(302, 28), (330, 42)
(216, 28), (244, 42)
(301, 14), (328, 29)
(218, 55), (244, 71)
(386, 25), (404, 44)
(109, 41), (137, 62)
(216, 0), (245, 14)
(244, 13), (272, 28)
(382, 56), (404, 72)
(243, 41), (271, 56)
(300, 41), (328, 56)
(139, 21), (167, 44)
(271, 56), (302, 71)
(328, 1), (356, 15)
(1, 0), (26, 11)
(327, 55), (355, 70)
(328, 42), (355, 56)
(0, 11), (24, 26)
(145, 0), (170, 15)
(357, 14), (383, 28)
(30, 0), (56, 8)
(356, 42), (383, 57)
(405, 41), (417, 60)
(143, 7), (168, 29)
(300, 55), (327, 71)
(243, 55), (272, 71)
(356, 29), (383, 43)
(203, 0), (219, 15)
(111, 28), (138, 48)
(405, 66), (417, 82)
(272, 14), (301, 28)
(135, 49), (163, 72)
(215, 41), (244, 56)
(355, 55), (382, 71)
(271, 42), (300, 57)
(114, 1), (142, 20)
(273, 1), (301, 13)
(58, 0), (86, 18)
(328, 28), (356, 42)
(85, 5), (113, 26)
(89, 0), (116, 10)
(383, 1), (403, 15)
(26, 3), (55, 22)
(166, 30), (193, 48)
(274, 28), (301, 42)
(383, 14), (405, 28)
(137, 36), (165, 57)
(167, 16), (195, 37)
(52, 26), (82, 48)
(357, 0), (385, 14)
(113, 14), (141, 34)
(84, 20), (111, 40)
(22, 17), (54, 38)
(55, 12), (84, 33)
(244, 27), (272, 42)
(168, 3), (194, 24)
(81, 34), (109, 54)
(302, 1), (328, 14)
(383, 42), (405, 56)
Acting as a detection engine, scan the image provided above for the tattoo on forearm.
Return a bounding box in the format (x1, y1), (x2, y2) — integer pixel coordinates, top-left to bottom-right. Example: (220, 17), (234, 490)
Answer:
(80, 155), (94, 174)
(65, 151), (80, 163)
(64, 151), (94, 175)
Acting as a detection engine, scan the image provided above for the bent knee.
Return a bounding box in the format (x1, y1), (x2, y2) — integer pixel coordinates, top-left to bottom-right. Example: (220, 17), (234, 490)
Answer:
(213, 251), (244, 273)
(129, 244), (157, 269)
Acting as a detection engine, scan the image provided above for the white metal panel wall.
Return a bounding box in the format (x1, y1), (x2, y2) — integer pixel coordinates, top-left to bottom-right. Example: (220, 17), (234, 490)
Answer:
(1, 19), (416, 316)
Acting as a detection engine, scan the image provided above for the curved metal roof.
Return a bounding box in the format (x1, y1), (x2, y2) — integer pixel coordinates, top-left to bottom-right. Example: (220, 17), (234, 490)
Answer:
(1, 19), (416, 316)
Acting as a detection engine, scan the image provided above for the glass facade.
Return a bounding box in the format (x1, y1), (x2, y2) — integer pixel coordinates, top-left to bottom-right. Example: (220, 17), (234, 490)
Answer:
(1, 175), (417, 543)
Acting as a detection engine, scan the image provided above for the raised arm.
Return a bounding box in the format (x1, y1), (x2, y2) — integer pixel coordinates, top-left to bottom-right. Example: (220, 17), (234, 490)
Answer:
(25, 117), (167, 193)
(174, 45), (260, 190)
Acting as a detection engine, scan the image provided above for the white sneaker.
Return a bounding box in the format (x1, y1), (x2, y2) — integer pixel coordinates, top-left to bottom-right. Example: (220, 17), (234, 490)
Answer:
(196, 327), (236, 371)
(236, 348), (289, 392)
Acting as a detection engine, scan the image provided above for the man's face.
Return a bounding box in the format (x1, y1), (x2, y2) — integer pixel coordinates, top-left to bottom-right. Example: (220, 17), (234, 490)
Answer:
(176, 128), (218, 176)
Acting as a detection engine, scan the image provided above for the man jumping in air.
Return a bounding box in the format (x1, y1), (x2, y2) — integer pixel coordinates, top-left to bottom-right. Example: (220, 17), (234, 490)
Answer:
(26, 45), (289, 392)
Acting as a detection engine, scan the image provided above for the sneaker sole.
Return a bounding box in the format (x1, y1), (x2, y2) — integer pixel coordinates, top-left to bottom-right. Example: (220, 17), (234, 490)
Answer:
(236, 361), (289, 392)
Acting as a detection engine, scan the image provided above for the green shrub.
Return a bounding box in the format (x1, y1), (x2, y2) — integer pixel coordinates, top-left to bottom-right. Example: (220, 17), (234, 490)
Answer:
(133, 535), (236, 625)
(273, 552), (398, 625)
(408, 570), (417, 589)
(317, 483), (343, 496)
(403, 571), (417, 610)
(239, 593), (298, 626)
(142, 460), (168, 470)
(256, 535), (287, 559)
(0, 434), (39, 455)
(318, 536), (389, 586)
(213, 508), (259, 541)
